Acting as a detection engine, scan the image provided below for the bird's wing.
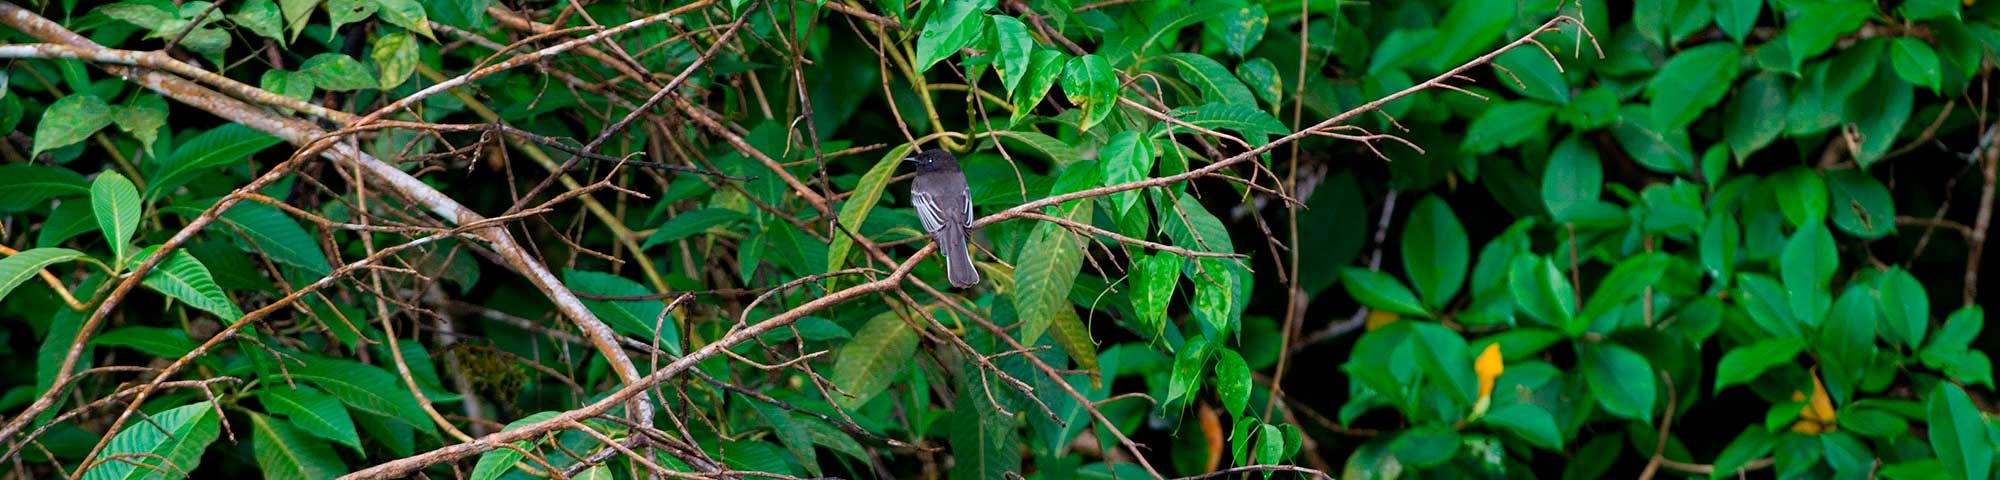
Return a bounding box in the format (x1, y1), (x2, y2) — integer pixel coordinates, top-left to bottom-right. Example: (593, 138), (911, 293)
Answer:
(912, 189), (947, 233)
(961, 190), (974, 228)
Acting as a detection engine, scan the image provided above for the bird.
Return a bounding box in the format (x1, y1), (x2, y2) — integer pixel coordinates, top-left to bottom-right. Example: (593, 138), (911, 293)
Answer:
(906, 148), (980, 288)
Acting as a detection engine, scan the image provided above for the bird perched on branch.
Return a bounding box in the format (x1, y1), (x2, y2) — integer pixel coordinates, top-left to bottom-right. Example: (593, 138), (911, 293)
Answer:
(907, 148), (980, 288)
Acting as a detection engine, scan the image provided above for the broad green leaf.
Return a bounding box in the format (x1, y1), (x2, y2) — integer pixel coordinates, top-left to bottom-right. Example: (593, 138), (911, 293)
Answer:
(0, 248), (85, 303)
(1827, 169), (1896, 239)
(134, 245), (242, 320)
(1462, 102), (1555, 154)
(1927, 383), (1992, 480)
(1099, 131), (1154, 214)
(327, 0), (375, 32)
(1388, 424), (1459, 468)
(1580, 252), (1671, 322)
(830, 307), (920, 409)
(372, 31), (419, 90)
(258, 385), (362, 451)
(1890, 37), (1943, 93)
(1875, 267), (1929, 349)
(1401, 195), (1468, 310)
(301, 53), (377, 91)
(1480, 403), (1561, 450)
(1128, 252), (1181, 341)
(1822, 285), (1877, 402)
(1713, 337), (1806, 392)
(33, 94), (113, 158)
(1010, 50), (1066, 126)
(0, 164), (89, 211)
(92, 326), (197, 359)
(1508, 255), (1577, 335)
(991, 16), (1032, 94)
(1737, 273), (1802, 337)
(644, 208), (746, 248)
(229, 0), (284, 42)
(1047, 306), (1100, 383)
(564, 270), (678, 352)
(987, 130), (1082, 167)
(148, 123), (284, 199)
(1339, 268), (1425, 316)
(1060, 54), (1118, 131)
(1712, 0), (1760, 42)
(1012, 200), (1090, 345)
(1255, 423), (1284, 467)
(1838, 408), (1910, 438)
(1409, 322), (1477, 408)
(915, 0), (985, 72)
(1901, 0), (1960, 20)
(289, 356), (435, 434)
(1848, 58), (1916, 167)
(1724, 72), (1788, 162)
(1492, 47), (1570, 105)
(371, 0), (434, 39)
(111, 96), (168, 156)
(249, 413), (345, 480)
(947, 385), (1020, 480)
(829, 145), (911, 273)
(83, 403), (220, 480)
(1780, 222), (1837, 328)
(1769, 167), (1828, 227)
(1428, 0), (1510, 68)
(91, 172), (141, 267)
(1150, 103), (1287, 145)
(1648, 43), (1742, 128)
(1784, 2), (1873, 65)
(1582, 343), (1655, 423)
(215, 202), (331, 276)
(1217, 5), (1267, 56)
(1542, 134), (1602, 222)
(1611, 104), (1695, 174)
(1190, 258), (1242, 340)
(1215, 349), (1251, 418)
(1699, 212), (1739, 280)
(1161, 53), (1254, 107)
(1167, 337), (1211, 406)
(1711, 426), (1774, 478)
(467, 411), (561, 480)
(1235, 57), (1283, 107)
(743, 394), (820, 476)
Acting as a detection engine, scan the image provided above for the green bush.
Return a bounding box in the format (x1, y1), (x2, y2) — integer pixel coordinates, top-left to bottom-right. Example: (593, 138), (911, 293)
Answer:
(0, 0), (1995, 478)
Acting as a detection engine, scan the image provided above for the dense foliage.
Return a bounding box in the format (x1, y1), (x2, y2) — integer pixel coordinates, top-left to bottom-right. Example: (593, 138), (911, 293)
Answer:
(0, 0), (1996, 478)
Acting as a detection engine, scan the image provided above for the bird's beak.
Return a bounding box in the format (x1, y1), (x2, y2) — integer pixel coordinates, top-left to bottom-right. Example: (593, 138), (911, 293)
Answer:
(902, 156), (918, 163)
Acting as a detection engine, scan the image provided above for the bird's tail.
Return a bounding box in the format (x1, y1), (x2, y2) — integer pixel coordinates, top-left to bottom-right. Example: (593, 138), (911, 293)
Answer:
(939, 228), (981, 288)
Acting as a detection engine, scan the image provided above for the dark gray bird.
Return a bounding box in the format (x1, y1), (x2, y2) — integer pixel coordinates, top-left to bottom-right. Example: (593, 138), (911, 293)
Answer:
(907, 149), (980, 288)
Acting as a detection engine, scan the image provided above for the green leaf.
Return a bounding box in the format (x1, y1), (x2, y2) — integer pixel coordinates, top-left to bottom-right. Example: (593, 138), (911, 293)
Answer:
(1234, 57), (1283, 107)
(1099, 131), (1154, 214)
(1410, 322), (1477, 408)
(1784, 2), (1873, 64)
(1769, 167), (1829, 227)
(1891, 37), (1943, 93)
(148, 124), (284, 199)
(1725, 72), (1788, 162)
(829, 145), (910, 273)
(290, 356), (435, 434)
(1712, 0), (1761, 42)
(1711, 426), (1774, 477)
(1508, 255), (1577, 335)
(1215, 349), (1251, 418)
(1492, 47), (1570, 105)
(1700, 212), (1739, 280)
(1128, 252), (1181, 341)
(1838, 408), (1910, 438)
(1648, 43), (1742, 128)
(743, 394), (820, 476)
(1217, 4), (1267, 56)
(1060, 54), (1118, 131)
(0, 248), (85, 303)
(1255, 423), (1284, 467)
(1542, 134), (1602, 222)
(1010, 50), (1066, 126)
(0, 164), (89, 211)
(1048, 305), (1100, 382)
(1780, 222), (1837, 328)
(831, 307), (920, 409)
(84, 403), (220, 480)
(216, 202), (331, 276)
(467, 411), (561, 480)
(987, 130), (1082, 167)
(1012, 200), (1090, 345)
(1827, 169), (1897, 239)
(1737, 273), (1802, 337)
(947, 384), (1018, 480)
(33, 94), (113, 158)
(1161, 53), (1254, 107)
(1480, 403), (1562, 450)
(1167, 337), (1211, 406)
(230, 0), (284, 42)
(112, 96), (168, 156)
(1150, 103), (1287, 145)
(134, 245), (242, 320)
(564, 270), (678, 351)
(1388, 424), (1459, 468)
(1401, 195), (1469, 310)
(1875, 267), (1929, 349)
(301, 53), (378, 91)
(371, 0), (434, 39)
(643, 208), (745, 249)
(1822, 285), (1878, 401)
(91, 171), (141, 267)
(372, 31), (420, 90)
(1611, 104), (1695, 174)
(1927, 382), (1993, 480)
(1339, 268), (1425, 316)
(1713, 337), (1806, 392)
(915, 0), (985, 72)
(249, 413), (345, 480)
(93, 326), (197, 359)
(257, 385), (362, 451)
(991, 16), (1032, 95)
(1580, 252), (1671, 322)
(1462, 102), (1555, 154)
(1582, 343), (1655, 423)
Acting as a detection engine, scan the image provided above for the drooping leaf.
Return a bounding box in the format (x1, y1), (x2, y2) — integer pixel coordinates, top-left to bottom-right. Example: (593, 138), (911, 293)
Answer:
(830, 307), (921, 409)
(91, 171), (141, 267)
(1011, 200), (1090, 345)
(829, 145), (911, 273)
(249, 413), (345, 480)
(0, 248), (85, 303)
(1926, 383), (1993, 480)
(1581, 343), (1656, 423)
(148, 123), (284, 199)
(1713, 337), (1806, 393)
(257, 385), (362, 451)
(1060, 54), (1118, 131)
(33, 94), (113, 158)
(134, 245), (242, 320)
(1339, 268), (1425, 316)
(1648, 43), (1742, 128)
(1401, 195), (1469, 310)
(83, 403), (221, 480)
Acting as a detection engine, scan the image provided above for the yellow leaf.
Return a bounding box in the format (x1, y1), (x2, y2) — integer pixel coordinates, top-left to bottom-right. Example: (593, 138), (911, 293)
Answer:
(1475, 343), (1504, 401)
(1365, 310), (1400, 331)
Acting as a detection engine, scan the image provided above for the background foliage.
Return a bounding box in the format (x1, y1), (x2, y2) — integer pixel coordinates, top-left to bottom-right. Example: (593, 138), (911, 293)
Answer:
(0, 0), (1997, 478)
